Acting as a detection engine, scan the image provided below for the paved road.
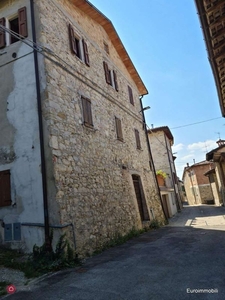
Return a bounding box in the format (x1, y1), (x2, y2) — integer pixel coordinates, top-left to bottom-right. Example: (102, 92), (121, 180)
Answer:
(3, 204), (225, 300)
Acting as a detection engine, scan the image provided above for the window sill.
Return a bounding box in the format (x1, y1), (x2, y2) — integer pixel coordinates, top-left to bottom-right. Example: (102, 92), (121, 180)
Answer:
(82, 123), (97, 132)
(117, 138), (124, 143)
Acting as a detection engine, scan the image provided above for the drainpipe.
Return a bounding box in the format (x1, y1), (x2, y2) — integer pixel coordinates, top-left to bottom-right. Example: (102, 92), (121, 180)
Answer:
(30, 0), (52, 251)
(139, 96), (168, 223)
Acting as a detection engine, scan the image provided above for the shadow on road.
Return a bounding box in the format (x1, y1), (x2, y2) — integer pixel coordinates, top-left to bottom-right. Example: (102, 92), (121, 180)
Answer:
(3, 204), (225, 300)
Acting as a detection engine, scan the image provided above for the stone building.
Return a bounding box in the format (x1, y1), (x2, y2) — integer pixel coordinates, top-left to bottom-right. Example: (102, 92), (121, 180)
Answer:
(182, 161), (214, 205)
(148, 126), (182, 219)
(206, 140), (225, 206)
(0, 0), (165, 255)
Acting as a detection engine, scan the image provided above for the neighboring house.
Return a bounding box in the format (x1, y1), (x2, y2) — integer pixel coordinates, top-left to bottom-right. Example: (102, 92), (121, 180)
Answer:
(195, 0), (225, 116)
(0, 0), (165, 255)
(206, 139), (225, 206)
(177, 179), (186, 203)
(183, 161), (214, 205)
(148, 126), (182, 219)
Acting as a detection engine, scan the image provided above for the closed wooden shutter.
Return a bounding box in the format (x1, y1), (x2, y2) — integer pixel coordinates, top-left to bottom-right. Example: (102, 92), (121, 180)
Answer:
(69, 24), (79, 56)
(115, 117), (123, 141)
(0, 17), (6, 49)
(82, 97), (93, 127)
(0, 170), (11, 207)
(113, 70), (119, 91)
(128, 86), (134, 105)
(82, 39), (90, 66)
(103, 61), (111, 84)
(18, 7), (28, 37)
(135, 129), (141, 149)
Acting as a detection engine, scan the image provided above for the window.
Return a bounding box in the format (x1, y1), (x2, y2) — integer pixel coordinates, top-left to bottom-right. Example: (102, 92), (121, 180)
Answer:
(68, 24), (90, 66)
(103, 41), (109, 54)
(81, 96), (93, 127)
(0, 7), (27, 49)
(0, 18), (6, 49)
(103, 61), (119, 91)
(10, 17), (19, 44)
(115, 117), (123, 141)
(0, 170), (11, 207)
(134, 129), (141, 149)
(128, 86), (134, 105)
(103, 61), (111, 84)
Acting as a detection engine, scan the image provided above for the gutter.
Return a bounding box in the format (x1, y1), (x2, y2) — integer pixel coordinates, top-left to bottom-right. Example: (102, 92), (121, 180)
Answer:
(30, 0), (51, 251)
(139, 96), (168, 223)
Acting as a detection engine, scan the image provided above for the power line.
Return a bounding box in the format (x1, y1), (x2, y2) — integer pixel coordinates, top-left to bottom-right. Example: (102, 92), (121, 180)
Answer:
(170, 117), (223, 129)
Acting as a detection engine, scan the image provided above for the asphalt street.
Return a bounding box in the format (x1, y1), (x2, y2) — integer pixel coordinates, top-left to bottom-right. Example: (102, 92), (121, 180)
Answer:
(3, 203), (225, 300)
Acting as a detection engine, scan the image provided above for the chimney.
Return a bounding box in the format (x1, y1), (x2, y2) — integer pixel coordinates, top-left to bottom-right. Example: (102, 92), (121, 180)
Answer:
(216, 139), (225, 146)
(151, 124), (154, 129)
(187, 163), (189, 167)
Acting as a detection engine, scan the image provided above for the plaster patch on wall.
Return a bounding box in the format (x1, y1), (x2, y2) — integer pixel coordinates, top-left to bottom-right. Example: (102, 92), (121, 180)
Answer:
(0, 147), (15, 164)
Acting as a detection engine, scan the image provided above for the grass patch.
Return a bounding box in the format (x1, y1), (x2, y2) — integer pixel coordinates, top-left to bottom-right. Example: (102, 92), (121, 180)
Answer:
(93, 221), (163, 256)
(149, 219), (161, 229)
(0, 233), (81, 279)
(93, 227), (147, 255)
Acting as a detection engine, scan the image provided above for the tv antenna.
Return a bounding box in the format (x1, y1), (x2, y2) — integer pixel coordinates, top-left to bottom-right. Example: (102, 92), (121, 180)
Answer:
(216, 132), (221, 139)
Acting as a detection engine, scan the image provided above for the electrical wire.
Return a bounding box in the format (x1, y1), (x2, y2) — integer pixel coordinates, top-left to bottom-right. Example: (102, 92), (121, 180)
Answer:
(1, 25), (210, 168)
(0, 24), (143, 124)
(170, 117), (222, 129)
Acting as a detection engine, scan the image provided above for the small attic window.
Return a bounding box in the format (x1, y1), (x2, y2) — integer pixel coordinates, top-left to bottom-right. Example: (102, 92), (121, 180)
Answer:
(103, 41), (109, 54)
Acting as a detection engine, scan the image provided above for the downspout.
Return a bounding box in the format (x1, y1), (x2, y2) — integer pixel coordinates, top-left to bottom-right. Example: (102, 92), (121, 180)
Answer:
(163, 133), (180, 211)
(139, 96), (168, 223)
(30, 0), (52, 251)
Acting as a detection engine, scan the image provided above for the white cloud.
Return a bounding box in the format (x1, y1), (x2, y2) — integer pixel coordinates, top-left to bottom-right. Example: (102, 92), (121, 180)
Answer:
(176, 164), (188, 179)
(187, 140), (216, 152)
(172, 143), (184, 152)
(180, 154), (194, 161)
(174, 140), (217, 179)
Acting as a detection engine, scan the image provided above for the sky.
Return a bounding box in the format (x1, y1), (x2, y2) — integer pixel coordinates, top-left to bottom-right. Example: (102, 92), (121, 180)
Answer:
(89, 0), (225, 178)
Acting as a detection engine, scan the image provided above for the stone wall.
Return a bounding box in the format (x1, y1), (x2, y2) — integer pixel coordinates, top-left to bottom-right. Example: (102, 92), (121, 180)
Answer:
(198, 184), (214, 203)
(36, 0), (165, 255)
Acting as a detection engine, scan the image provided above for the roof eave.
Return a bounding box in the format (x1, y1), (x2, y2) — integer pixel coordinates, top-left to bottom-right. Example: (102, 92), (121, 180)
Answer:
(194, 0), (225, 117)
(71, 0), (148, 95)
